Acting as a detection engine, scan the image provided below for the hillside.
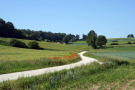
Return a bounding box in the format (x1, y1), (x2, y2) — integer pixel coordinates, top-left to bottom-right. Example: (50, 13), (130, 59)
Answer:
(1, 37), (135, 89)
(0, 37), (90, 74)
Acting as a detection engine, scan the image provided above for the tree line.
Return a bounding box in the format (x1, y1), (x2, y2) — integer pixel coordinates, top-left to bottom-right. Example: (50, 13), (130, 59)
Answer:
(0, 18), (25, 39)
(0, 18), (80, 43)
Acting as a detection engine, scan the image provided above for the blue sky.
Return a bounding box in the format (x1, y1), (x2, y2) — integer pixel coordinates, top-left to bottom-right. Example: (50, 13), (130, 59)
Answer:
(0, 0), (135, 38)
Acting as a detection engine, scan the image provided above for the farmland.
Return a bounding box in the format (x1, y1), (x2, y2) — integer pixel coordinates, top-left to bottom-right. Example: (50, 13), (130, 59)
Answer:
(0, 37), (90, 61)
(92, 51), (135, 60)
(1, 37), (135, 89)
(0, 37), (91, 74)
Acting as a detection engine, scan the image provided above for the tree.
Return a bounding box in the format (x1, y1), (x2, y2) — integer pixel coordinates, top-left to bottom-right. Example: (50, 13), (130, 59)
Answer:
(0, 18), (7, 37)
(6, 22), (15, 37)
(86, 30), (97, 49)
(75, 34), (80, 40)
(62, 36), (69, 44)
(67, 34), (75, 41)
(127, 34), (134, 38)
(82, 34), (87, 40)
(6, 22), (15, 30)
(96, 35), (107, 48)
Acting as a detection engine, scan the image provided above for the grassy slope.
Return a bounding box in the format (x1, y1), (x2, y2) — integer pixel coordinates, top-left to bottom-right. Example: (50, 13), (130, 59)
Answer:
(1, 38), (135, 89)
(0, 37), (90, 74)
(0, 37), (90, 61)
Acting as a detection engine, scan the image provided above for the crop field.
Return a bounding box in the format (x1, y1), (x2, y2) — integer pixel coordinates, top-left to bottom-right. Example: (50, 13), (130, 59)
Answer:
(107, 38), (135, 42)
(92, 51), (135, 60)
(107, 38), (135, 46)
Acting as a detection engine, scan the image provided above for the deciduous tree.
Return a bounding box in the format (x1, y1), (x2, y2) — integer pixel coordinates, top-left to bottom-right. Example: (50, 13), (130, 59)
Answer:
(86, 30), (97, 49)
(96, 35), (107, 48)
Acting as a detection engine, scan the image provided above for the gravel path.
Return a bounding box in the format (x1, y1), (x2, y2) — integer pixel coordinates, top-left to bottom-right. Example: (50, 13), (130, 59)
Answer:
(0, 51), (101, 82)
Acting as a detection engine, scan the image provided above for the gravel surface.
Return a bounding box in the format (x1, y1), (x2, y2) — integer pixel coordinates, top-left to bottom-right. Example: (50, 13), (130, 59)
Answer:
(0, 51), (101, 82)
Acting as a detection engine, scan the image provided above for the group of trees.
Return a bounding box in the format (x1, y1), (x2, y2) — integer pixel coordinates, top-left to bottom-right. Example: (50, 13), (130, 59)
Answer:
(127, 34), (134, 38)
(18, 29), (67, 42)
(86, 30), (107, 49)
(0, 18), (107, 47)
(0, 18), (25, 39)
(0, 18), (80, 44)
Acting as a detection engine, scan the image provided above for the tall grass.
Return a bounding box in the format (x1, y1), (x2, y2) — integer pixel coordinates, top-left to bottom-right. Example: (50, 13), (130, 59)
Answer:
(0, 48), (135, 89)
(0, 60), (133, 90)
(0, 55), (81, 74)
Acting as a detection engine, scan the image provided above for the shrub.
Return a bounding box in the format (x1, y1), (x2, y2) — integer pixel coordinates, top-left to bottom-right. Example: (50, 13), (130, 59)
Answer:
(110, 43), (119, 45)
(28, 41), (40, 49)
(10, 39), (27, 48)
(127, 42), (132, 44)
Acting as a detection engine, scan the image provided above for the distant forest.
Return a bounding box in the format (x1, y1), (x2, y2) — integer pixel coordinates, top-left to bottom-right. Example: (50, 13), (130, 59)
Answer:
(0, 18), (85, 42)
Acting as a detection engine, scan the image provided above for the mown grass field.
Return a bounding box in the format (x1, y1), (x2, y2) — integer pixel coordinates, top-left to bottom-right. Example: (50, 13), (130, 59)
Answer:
(1, 37), (135, 89)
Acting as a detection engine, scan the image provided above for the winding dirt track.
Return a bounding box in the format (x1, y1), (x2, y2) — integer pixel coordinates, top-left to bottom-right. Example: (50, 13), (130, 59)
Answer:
(0, 51), (101, 82)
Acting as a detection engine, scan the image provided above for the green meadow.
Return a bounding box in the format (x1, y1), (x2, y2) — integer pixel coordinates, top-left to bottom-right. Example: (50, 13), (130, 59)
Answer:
(1, 37), (135, 89)
(0, 37), (91, 74)
(0, 37), (90, 61)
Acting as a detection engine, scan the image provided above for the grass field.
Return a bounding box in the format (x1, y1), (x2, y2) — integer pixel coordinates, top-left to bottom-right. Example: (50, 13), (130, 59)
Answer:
(0, 37), (90, 61)
(0, 37), (91, 74)
(1, 37), (135, 89)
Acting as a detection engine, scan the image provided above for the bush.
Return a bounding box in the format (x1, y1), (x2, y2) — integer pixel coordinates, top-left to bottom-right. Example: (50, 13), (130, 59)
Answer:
(110, 43), (119, 45)
(28, 41), (40, 49)
(10, 39), (27, 48)
(127, 42), (132, 44)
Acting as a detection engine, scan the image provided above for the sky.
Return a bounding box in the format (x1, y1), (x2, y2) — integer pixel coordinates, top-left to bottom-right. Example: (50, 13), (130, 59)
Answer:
(0, 0), (135, 38)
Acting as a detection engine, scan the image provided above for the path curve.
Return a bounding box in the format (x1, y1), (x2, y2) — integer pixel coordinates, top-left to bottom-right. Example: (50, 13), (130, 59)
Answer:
(0, 51), (101, 82)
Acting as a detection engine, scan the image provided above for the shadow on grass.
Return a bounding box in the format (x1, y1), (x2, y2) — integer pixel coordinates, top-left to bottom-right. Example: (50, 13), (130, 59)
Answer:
(30, 47), (65, 51)
(41, 48), (65, 51)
